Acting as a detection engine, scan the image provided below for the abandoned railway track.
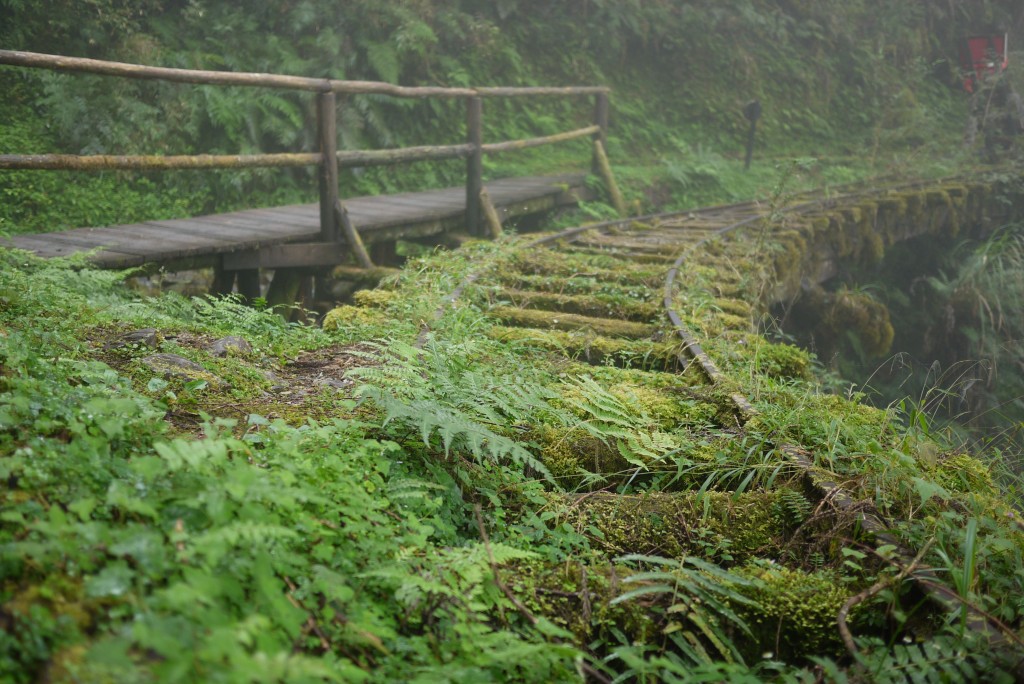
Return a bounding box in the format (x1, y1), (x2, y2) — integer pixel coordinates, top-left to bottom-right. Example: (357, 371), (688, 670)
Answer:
(351, 178), (1024, 676)
(5, 172), (1023, 681)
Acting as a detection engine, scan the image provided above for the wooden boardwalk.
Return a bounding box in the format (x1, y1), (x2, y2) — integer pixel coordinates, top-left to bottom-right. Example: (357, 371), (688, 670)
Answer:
(3, 173), (586, 270)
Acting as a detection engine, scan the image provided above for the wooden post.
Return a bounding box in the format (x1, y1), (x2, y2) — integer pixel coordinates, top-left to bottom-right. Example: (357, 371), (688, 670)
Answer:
(371, 241), (400, 267)
(317, 91), (340, 242)
(236, 269), (261, 301)
(266, 269), (304, 320)
(334, 200), (374, 268)
(210, 258), (236, 296)
(593, 139), (626, 217)
(591, 91), (609, 174)
(466, 96), (483, 236)
(480, 188), (503, 239)
(743, 99), (761, 171)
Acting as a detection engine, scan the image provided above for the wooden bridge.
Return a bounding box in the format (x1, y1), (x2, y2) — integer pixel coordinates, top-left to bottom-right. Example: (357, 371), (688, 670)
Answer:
(0, 50), (616, 300)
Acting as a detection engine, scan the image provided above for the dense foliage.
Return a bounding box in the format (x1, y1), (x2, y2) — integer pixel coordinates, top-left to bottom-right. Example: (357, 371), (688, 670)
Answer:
(2, 0), (1022, 230)
(4, 1), (1024, 681)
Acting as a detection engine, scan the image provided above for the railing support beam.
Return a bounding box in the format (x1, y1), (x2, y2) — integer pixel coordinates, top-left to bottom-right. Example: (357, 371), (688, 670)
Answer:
(317, 91), (340, 242)
(466, 96), (484, 236)
(591, 91), (609, 174)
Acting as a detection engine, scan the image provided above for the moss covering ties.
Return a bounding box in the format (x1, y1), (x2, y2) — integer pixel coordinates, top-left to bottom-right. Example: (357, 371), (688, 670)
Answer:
(753, 341), (813, 380)
(322, 304), (388, 331)
(486, 325), (681, 370)
(734, 564), (859, 660)
(495, 288), (659, 322)
(489, 305), (656, 339)
(351, 288), (397, 308)
(550, 490), (801, 562)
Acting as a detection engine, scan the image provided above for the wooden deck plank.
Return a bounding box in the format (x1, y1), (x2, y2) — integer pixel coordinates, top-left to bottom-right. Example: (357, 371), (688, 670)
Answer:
(10, 230), (165, 256)
(45, 224), (238, 254)
(3, 234), (143, 263)
(346, 193), (462, 211)
(5, 173), (586, 267)
(143, 219), (298, 241)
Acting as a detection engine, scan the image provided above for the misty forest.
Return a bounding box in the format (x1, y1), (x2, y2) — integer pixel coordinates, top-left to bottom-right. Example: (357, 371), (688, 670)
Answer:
(4, 1), (1024, 682)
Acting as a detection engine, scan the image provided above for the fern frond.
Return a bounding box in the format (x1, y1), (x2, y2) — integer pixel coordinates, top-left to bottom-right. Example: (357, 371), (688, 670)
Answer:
(612, 554), (755, 667)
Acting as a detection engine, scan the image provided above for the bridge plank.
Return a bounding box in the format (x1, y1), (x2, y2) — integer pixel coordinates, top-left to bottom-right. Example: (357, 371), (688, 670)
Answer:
(2, 234), (144, 263)
(143, 219), (296, 241)
(4, 173), (586, 267)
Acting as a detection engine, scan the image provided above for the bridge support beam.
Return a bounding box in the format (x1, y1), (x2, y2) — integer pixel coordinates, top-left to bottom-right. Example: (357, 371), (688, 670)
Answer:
(210, 260), (237, 296)
(591, 91), (609, 175)
(317, 91), (340, 242)
(466, 96), (483, 236)
(266, 268), (312, 319)
(236, 269), (262, 302)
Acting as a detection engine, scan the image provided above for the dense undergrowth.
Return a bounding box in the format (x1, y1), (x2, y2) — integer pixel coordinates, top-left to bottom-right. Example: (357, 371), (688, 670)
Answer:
(4, 208), (1024, 680)
(4, 1), (1024, 681)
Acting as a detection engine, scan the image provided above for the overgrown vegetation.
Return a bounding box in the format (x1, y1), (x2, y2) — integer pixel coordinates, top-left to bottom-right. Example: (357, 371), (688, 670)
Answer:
(4, 1), (1024, 681)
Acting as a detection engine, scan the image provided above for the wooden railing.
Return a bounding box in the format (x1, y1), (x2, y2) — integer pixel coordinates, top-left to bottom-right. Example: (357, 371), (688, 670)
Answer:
(0, 49), (610, 239)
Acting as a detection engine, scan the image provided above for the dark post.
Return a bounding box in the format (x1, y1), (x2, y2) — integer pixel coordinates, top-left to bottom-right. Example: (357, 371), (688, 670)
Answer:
(466, 96), (483, 236)
(236, 269), (261, 301)
(317, 91), (340, 241)
(592, 91), (609, 173)
(743, 99), (761, 171)
(210, 258), (236, 296)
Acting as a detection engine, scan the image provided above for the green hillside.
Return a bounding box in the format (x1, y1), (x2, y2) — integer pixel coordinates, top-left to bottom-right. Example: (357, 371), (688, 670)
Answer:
(3, 2), (1024, 682)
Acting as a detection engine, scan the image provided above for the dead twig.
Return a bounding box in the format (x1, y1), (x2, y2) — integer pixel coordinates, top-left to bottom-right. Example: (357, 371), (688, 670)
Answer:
(837, 540), (934, 660)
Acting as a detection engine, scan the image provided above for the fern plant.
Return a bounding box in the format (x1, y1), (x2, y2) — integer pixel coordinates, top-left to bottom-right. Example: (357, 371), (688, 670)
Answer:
(350, 337), (558, 481)
(611, 554), (757, 667)
(813, 632), (1017, 683)
(558, 375), (682, 471)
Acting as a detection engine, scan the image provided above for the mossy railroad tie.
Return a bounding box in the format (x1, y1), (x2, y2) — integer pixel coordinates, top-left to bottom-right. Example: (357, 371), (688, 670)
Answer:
(496, 288), (659, 321)
(489, 305), (655, 339)
(309, 179), (1024, 673)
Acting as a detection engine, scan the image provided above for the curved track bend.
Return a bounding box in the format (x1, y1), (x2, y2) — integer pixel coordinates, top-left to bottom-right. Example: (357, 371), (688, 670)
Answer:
(407, 180), (1022, 675)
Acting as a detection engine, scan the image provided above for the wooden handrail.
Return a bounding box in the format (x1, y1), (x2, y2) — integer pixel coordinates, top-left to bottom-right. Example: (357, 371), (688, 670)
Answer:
(0, 152), (321, 170)
(0, 49), (608, 98)
(0, 128), (602, 171)
(0, 48), (611, 239)
(482, 125), (599, 154)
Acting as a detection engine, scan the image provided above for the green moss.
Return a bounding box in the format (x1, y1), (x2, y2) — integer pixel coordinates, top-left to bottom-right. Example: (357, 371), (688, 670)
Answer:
(714, 297), (753, 318)
(830, 290), (894, 357)
(508, 560), (659, 644)
(770, 230), (808, 286)
(496, 288), (658, 322)
(530, 424), (631, 482)
(735, 564), (856, 658)
(502, 249), (663, 285)
(322, 304), (387, 331)
(549, 490), (791, 562)
(489, 306), (656, 339)
(932, 453), (996, 496)
(570, 358), (709, 391)
(498, 272), (657, 300)
(352, 289), (397, 308)
(862, 228), (885, 263)
(710, 312), (751, 334)
(753, 341), (812, 380)
(486, 325), (678, 370)
(608, 384), (717, 427)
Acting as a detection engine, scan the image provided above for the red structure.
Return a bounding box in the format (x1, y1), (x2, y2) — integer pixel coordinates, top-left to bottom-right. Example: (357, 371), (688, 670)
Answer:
(960, 33), (1009, 93)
